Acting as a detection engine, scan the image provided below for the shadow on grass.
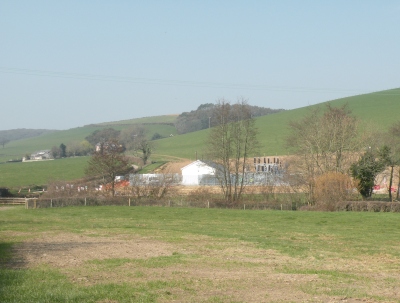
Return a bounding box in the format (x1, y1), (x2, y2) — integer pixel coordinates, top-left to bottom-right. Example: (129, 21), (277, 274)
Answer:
(0, 241), (164, 302)
(0, 242), (28, 301)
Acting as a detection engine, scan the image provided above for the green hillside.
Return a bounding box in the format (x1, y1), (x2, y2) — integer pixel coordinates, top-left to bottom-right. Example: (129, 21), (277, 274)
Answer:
(154, 88), (400, 159)
(94, 115), (178, 126)
(1, 88), (399, 188)
(0, 157), (88, 188)
(0, 118), (177, 163)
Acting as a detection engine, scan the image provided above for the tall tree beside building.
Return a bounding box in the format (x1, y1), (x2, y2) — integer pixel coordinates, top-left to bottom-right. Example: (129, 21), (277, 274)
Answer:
(85, 140), (131, 197)
(60, 143), (67, 158)
(351, 148), (385, 199)
(378, 145), (400, 201)
(206, 98), (259, 204)
(381, 121), (400, 200)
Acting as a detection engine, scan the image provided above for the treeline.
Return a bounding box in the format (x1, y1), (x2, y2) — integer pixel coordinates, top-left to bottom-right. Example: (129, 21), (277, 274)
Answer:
(51, 125), (154, 165)
(175, 103), (284, 134)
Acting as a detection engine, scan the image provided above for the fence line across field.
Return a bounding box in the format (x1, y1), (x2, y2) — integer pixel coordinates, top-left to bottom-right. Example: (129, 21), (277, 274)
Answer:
(22, 197), (400, 212)
(0, 197), (37, 207)
(130, 172), (287, 187)
(25, 196), (298, 210)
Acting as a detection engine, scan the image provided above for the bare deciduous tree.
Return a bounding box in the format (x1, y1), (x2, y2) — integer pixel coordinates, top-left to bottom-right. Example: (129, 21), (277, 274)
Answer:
(118, 126), (152, 165)
(287, 104), (365, 202)
(119, 126), (145, 150)
(207, 98), (259, 204)
(85, 140), (131, 197)
(85, 128), (121, 146)
(66, 140), (92, 157)
(0, 137), (10, 148)
(134, 137), (153, 165)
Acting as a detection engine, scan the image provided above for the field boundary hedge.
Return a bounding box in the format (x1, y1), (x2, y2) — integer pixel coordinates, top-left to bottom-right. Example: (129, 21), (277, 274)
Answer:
(25, 197), (400, 212)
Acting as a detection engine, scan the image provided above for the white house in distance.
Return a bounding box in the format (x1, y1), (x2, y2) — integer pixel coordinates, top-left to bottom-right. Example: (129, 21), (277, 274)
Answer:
(181, 160), (217, 185)
(30, 150), (52, 160)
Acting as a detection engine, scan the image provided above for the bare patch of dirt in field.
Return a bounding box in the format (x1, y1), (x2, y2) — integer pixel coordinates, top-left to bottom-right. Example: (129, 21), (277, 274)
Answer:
(5, 232), (400, 303)
(154, 160), (191, 174)
(9, 233), (177, 268)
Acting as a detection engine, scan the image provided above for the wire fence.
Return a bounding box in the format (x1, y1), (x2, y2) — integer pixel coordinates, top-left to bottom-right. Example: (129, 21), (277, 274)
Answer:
(25, 196), (400, 212)
(27, 196), (299, 210)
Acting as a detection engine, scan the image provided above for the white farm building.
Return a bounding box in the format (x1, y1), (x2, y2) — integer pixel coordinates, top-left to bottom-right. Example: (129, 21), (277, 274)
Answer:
(181, 160), (217, 185)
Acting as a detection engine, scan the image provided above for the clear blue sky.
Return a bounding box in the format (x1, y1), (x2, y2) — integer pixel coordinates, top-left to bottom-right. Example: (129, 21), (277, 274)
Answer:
(1, 1), (399, 130)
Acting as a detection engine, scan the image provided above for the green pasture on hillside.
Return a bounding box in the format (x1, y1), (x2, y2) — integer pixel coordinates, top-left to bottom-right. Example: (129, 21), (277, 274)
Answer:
(1, 206), (399, 302)
(0, 122), (177, 163)
(96, 114), (178, 126)
(1, 88), (400, 187)
(155, 88), (400, 158)
(0, 157), (88, 188)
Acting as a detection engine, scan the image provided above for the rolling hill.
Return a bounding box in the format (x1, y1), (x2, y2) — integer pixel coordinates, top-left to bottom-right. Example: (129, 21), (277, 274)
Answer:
(0, 88), (399, 188)
(0, 115), (178, 163)
(153, 88), (400, 159)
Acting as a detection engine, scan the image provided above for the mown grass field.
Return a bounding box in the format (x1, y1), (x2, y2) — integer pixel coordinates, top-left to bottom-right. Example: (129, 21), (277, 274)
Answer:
(1, 206), (399, 302)
(0, 157), (88, 188)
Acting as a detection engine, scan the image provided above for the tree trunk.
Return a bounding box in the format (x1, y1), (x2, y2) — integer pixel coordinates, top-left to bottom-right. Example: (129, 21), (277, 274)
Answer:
(389, 165), (394, 201)
(397, 167), (400, 201)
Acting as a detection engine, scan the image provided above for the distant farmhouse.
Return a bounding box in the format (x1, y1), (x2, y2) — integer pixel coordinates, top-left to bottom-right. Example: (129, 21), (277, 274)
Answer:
(30, 150), (52, 160)
(23, 150), (53, 162)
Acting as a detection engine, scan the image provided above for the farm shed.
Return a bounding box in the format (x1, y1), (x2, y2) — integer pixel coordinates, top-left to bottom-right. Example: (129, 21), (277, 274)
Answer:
(181, 160), (217, 185)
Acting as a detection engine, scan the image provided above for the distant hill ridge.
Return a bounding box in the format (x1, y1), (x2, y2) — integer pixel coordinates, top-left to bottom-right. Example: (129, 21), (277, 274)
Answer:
(153, 87), (400, 159)
(1, 88), (399, 163)
(175, 103), (284, 134)
(0, 128), (59, 142)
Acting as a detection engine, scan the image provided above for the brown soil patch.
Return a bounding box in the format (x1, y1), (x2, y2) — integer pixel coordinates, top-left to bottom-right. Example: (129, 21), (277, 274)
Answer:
(154, 160), (191, 174)
(5, 232), (399, 302)
(10, 233), (177, 269)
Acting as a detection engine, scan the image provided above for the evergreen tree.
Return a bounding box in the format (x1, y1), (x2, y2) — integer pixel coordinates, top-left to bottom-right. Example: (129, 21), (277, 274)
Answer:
(350, 149), (385, 199)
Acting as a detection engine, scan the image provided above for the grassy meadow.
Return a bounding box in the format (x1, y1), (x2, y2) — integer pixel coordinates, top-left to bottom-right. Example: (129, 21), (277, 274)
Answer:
(1, 205), (399, 302)
(0, 157), (88, 188)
